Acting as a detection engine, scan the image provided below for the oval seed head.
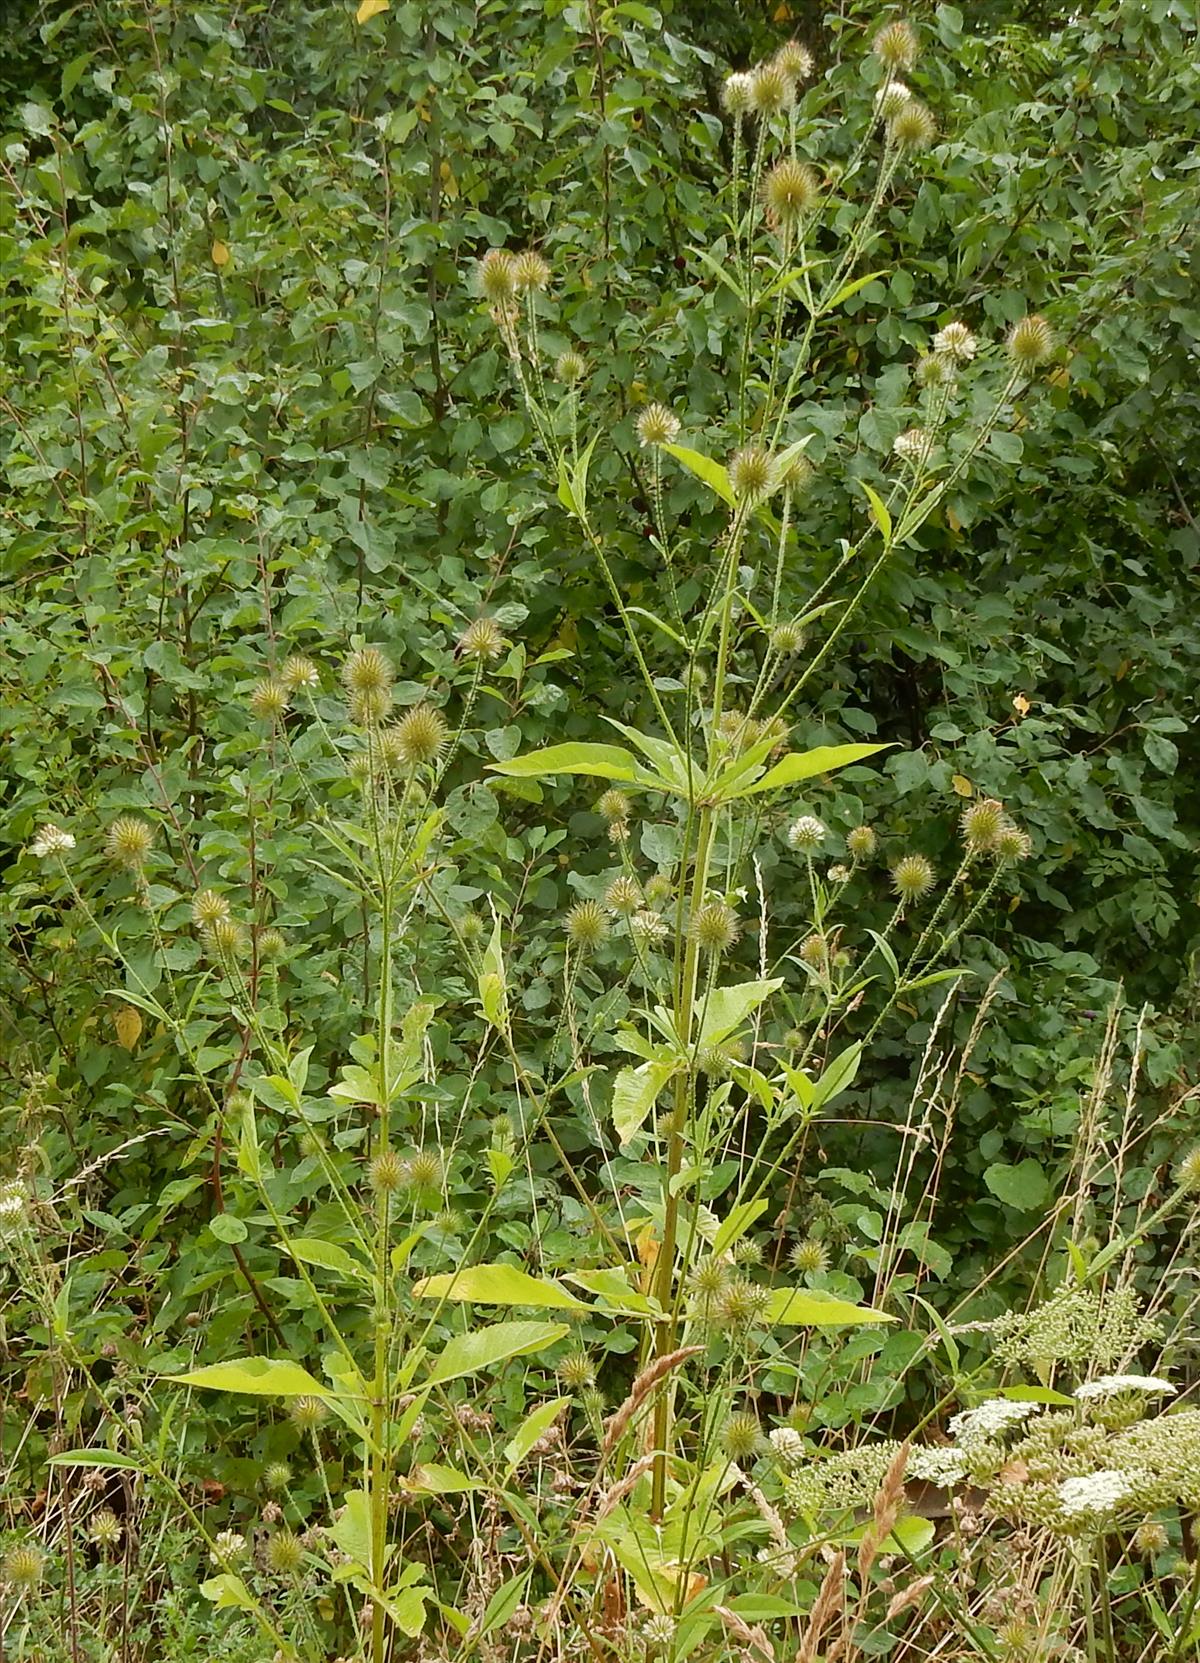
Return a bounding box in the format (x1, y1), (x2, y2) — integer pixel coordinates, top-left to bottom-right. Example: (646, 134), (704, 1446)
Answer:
(406, 1149), (443, 1190)
(644, 873), (672, 906)
(565, 899), (610, 952)
(631, 908), (669, 946)
(458, 615), (506, 661)
(874, 79), (911, 119)
(750, 61), (795, 118)
(1006, 313), (1055, 370)
(1175, 1144), (1200, 1193)
(605, 874), (642, 915)
(873, 18), (919, 70)
(721, 1412), (762, 1462)
(773, 40), (814, 82)
(264, 1462), (292, 1492)
(265, 1531), (305, 1577)
(608, 816), (630, 845)
(250, 677), (290, 722)
(893, 427), (930, 466)
(597, 788), (631, 823)
(88, 1509), (122, 1551)
(934, 320), (977, 363)
(342, 645), (394, 697)
(993, 822), (1032, 863)
(289, 1395), (327, 1431)
(391, 703), (448, 770)
(3, 1543), (45, 1590)
(715, 1274), (769, 1330)
(554, 348), (586, 384)
(192, 888), (231, 931)
(763, 158), (821, 229)
(635, 402), (680, 448)
(891, 853), (936, 902)
(770, 619), (806, 655)
(459, 909), (485, 945)
(728, 446), (777, 505)
(105, 816), (155, 871)
(962, 797), (1005, 852)
(281, 653), (320, 692)
(915, 352), (950, 388)
(348, 686), (392, 728)
(790, 1237), (830, 1274)
(787, 814), (826, 853)
(257, 927), (286, 960)
(1133, 1521), (1169, 1557)
(846, 825), (877, 860)
(369, 1149), (406, 1194)
(799, 933), (828, 968)
(557, 1351), (596, 1391)
(210, 916), (249, 958)
(721, 70), (755, 118)
(888, 100), (936, 151)
(691, 899), (740, 957)
(477, 248), (517, 304)
(512, 249), (551, 293)
(778, 451), (815, 493)
(347, 751), (374, 788)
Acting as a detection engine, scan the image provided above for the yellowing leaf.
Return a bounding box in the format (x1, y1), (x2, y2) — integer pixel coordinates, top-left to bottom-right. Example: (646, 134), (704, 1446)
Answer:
(355, 0), (389, 21)
(951, 774), (974, 798)
(210, 240), (230, 268)
(113, 1004), (142, 1050)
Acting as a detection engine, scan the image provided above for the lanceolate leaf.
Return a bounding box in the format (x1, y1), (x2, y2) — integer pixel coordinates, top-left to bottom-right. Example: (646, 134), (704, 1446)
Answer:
(166, 1357), (333, 1397)
(765, 1288), (895, 1326)
(425, 1321), (569, 1387)
(738, 743), (892, 796)
(611, 1059), (678, 1145)
(488, 742), (643, 782)
(412, 1264), (585, 1309)
(660, 441), (735, 506)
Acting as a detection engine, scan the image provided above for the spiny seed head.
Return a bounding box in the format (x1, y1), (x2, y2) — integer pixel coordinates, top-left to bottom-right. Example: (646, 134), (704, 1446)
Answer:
(750, 62), (795, 118)
(697, 1041), (743, 1078)
(88, 1508), (122, 1550)
(787, 814), (826, 852)
(799, 932), (828, 967)
(689, 1257), (729, 1302)
(715, 1274), (770, 1329)
(477, 248), (517, 304)
(1006, 313), (1055, 369)
(458, 616), (506, 661)
(369, 1149), (406, 1194)
(192, 888), (231, 931)
(3, 1543), (45, 1589)
(763, 158), (820, 228)
(512, 250), (551, 292)
(565, 899), (609, 951)
(893, 427), (929, 465)
(597, 789), (631, 823)
(790, 1237), (830, 1274)
(257, 927), (286, 960)
(342, 646), (394, 697)
(691, 899), (739, 957)
(993, 822), (1032, 863)
(348, 686), (392, 728)
(773, 40), (814, 81)
(459, 909), (485, 944)
(721, 1412), (762, 1461)
(731, 1234), (761, 1266)
(557, 1351), (595, 1390)
(873, 18), (919, 70)
(289, 1395), (328, 1431)
(250, 677), (290, 722)
(265, 1532), (305, 1576)
(779, 451), (815, 492)
(721, 71), (755, 118)
(891, 853), (935, 901)
(631, 908), (669, 945)
(962, 797), (1006, 852)
(604, 875), (642, 915)
(874, 79), (911, 118)
(1175, 1144), (1200, 1192)
(105, 816), (155, 870)
(828, 863), (851, 884)
(915, 352), (950, 388)
(555, 348), (586, 383)
(391, 703), (448, 769)
(282, 654), (320, 691)
(847, 825), (877, 860)
(347, 752), (373, 787)
(406, 1150), (443, 1190)
(645, 873), (672, 906)
(888, 100), (936, 151)
(1133, 1521), (1169, 1556)
(210, 916), (248, 957)
(770, 620), (806, 655)
(934, 320), (977, 362)
(264, 1462), (292, 1491)
(636, 402), (680, 448)
(728, 446), (777, 504)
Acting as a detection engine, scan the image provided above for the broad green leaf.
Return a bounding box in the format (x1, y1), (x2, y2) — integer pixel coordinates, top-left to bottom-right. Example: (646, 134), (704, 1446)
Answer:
(612, 1059), (678, 1145)
(810, 1042), (862, 1109)
(236, 1095), (261, 1181)
(489, 742), (641, 782)
(477, 916), (508, 1033)
(504, 1397), (569, 1472)
(167, 1356), (331, 1398)
(780, 1062), (815, 1113)
(567, 1268), (663, 1316)
(408, 1462), (483, 1494)
(739, 743), (891, 796)
(199, 1573), (256, 1612)
(711, 1199), (770, 1257)
(764, 1287), (895, 1326)
(50, 1449), (143, 1472)
(287, 1237), (374, 1283)
(983, 1159), (1050, 1211)
(330, 1488), (373, 1572)
(689, 243), (748, 305)
(479, 1572), (532, 1638)
(425, 1321), (569, 1388)
(411, 1263), (584, 1309)
(858, 480), (892, 540)
(696, 978), (783, 1047)
(208, 1213), (248, 1245)
(661, 441), (735, 506)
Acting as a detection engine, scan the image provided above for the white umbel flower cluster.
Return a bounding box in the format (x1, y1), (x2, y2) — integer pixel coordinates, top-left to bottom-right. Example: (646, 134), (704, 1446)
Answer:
(948, 1399), (1039, 1445)
(1058, 1469), (1135, 1519)
(1075, 1374), (1175, 1401)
